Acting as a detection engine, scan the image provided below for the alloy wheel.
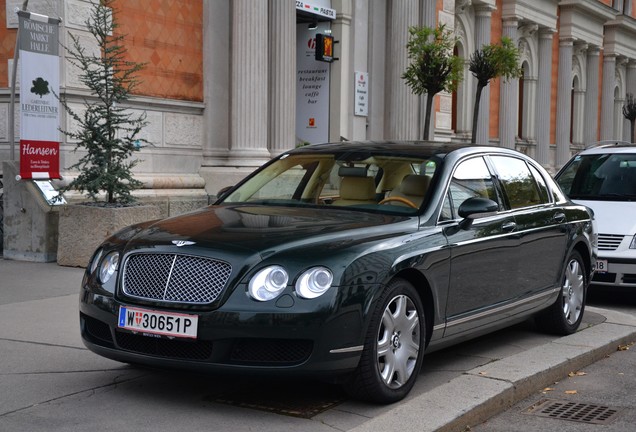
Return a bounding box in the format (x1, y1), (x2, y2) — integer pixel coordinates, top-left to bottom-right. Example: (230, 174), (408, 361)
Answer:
(376, 294), (421, 389)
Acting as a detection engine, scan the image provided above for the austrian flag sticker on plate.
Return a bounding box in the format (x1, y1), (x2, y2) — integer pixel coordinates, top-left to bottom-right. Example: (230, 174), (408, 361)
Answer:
(118, 306), (198, 339)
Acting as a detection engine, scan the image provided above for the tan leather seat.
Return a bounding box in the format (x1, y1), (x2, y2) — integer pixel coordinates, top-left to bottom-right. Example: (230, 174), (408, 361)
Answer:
(333, 176), (377, 206)
(388, 174), (430, 207)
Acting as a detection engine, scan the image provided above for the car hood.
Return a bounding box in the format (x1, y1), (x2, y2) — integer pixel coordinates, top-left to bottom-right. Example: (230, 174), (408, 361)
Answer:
(121, 204), (416, 256)
(572, 200), (636, 235)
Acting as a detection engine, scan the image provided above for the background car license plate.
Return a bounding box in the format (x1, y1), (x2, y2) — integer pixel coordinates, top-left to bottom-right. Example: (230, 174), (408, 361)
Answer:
(596, 259), (608, 273)
(118, 306), (198, 339)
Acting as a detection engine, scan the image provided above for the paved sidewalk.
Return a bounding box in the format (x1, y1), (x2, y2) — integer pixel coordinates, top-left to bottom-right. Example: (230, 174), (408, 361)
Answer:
(2, 258), (636, 432)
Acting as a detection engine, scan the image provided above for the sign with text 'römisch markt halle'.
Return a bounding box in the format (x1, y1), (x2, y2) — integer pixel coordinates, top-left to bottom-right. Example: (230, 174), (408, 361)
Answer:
(18, 10), (61, 180)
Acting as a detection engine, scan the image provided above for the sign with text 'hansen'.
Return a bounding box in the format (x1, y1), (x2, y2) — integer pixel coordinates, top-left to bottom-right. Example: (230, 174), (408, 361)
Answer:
(18, 10), (61, 180)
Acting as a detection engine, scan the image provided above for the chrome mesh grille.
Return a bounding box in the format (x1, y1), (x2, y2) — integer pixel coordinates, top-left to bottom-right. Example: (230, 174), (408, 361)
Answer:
(597, 234), (624, 251)
(122, 253), (232, 304)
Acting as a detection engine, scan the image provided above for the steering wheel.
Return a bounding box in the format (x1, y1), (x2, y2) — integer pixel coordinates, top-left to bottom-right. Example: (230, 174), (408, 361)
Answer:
(378, 196), (418, 209)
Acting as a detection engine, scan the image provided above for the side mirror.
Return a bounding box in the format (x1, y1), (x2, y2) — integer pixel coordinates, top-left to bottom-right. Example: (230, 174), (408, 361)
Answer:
(457, 197), (499, 229)
(216, 186), (234, 201)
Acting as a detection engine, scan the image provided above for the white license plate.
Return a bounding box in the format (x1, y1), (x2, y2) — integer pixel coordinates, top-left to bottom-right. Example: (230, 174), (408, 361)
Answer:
(596, 259), (608, 273)
(118, 306), (198, 339)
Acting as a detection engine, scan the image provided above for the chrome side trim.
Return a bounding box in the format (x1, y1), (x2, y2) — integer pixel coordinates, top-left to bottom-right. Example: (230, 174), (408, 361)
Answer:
(445, 288), (559, 329)
(330, 345), (364, 354)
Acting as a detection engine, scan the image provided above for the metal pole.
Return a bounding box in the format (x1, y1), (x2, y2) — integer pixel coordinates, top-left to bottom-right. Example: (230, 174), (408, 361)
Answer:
(8, 0), (29, 161)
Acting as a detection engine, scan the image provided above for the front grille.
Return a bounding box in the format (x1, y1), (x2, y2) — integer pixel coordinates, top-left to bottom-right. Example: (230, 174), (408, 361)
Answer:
(122, 253), (232, 304)
(623, 274), (636, 284)
(597, 234), (624, 251)
(115, 331), (213, 360)
(230, 338), (313, 365)
(593, 272), (617, 283)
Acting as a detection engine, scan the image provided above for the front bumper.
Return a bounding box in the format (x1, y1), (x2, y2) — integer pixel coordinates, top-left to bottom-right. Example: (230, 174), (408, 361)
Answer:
(592, 258), (636, 288)
(79, 281), (378, 376)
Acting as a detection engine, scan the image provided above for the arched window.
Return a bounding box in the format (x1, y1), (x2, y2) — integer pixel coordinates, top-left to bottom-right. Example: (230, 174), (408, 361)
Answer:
(570, 69), (585, 146)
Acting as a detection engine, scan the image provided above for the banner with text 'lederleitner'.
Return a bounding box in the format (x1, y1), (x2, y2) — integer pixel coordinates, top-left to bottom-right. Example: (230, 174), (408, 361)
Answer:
(18, 10), (62, 180)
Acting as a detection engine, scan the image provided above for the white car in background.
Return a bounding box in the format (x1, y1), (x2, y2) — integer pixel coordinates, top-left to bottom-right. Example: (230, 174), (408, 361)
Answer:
(555, 142), (636, 288)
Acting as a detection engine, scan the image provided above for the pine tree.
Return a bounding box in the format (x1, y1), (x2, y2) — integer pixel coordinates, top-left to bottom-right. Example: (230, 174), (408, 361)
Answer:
(58, 0), (146, 204)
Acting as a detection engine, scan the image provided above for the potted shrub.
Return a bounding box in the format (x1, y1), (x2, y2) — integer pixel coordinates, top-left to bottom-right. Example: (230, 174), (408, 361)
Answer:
(56, 0), (159, 267)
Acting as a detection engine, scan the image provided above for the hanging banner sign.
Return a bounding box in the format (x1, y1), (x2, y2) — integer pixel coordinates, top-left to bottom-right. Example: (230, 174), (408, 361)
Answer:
(295, 1), (336, 20)
(18, 10), (62, 180)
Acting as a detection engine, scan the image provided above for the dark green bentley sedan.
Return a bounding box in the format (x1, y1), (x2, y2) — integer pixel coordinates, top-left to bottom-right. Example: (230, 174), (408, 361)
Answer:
(80, 142), (595, 403)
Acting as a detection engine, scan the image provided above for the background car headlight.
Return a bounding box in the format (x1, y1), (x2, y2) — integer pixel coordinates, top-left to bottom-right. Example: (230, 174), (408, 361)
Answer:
(630, 235), (636, 249)
(296, 267), (333, 299)
(89, 248), (103, 275)
(98, 252), (120, 284)
(248, 266), (289, 301)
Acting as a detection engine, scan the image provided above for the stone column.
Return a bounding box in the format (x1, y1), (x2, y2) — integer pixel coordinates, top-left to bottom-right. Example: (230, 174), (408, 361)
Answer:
(556, 37), (573, 167)
(367, 0), (387, 139)
(474, 5), (494, 144)
(229, 0), (271, 165)
(419, 0), (436, 140)
(583, 46), (600, 145)
(202, 0), (231, 164)
(268, 0), (296, 156)
(386, 0), (419, 140)
(535, 29), (554, 166)
(499, 17), (519, 149)
(600, 53), (617, 141)
(421, 0), (435, 27)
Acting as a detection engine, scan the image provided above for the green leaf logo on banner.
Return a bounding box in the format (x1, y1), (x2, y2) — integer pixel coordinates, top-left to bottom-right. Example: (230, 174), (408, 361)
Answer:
(31, 77), (50, 98)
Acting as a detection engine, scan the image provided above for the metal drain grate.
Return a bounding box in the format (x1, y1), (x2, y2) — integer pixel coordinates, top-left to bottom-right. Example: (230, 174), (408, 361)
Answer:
(525, 399), (623, 425)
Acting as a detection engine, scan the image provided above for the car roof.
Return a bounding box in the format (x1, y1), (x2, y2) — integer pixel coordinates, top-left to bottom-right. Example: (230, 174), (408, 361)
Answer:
(289, 140), (526, 160)
(579, 141), (636, 155)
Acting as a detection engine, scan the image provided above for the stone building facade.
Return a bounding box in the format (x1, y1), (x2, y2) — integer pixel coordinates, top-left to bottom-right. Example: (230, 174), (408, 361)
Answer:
(1, 0), (636, 197)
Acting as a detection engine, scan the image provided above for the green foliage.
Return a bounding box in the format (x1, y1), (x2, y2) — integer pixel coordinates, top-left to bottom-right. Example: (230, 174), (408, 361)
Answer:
(31, 77), (50, 98)
(469, 37), (522, 143)
(623, 93), (636, 143)
(58, 0), (146, 204)
(469, 37), (522, 86)
(402, 24), (463, 140)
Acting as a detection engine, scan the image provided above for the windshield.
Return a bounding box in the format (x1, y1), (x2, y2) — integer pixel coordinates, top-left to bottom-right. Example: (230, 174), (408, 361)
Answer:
(557, 153), (636, 200)
(220, 151), (439, 215)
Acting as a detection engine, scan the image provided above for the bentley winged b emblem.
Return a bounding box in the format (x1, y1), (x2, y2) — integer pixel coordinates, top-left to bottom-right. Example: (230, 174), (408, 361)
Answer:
(172, 240), (196, 247)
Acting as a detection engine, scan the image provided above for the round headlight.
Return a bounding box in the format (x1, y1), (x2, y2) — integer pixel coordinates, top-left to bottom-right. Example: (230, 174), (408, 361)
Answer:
(296, 267), (333, 299)
(98, 252), (120, 284)
(89, 248), (103, 274)
(248, 266), (289, 301)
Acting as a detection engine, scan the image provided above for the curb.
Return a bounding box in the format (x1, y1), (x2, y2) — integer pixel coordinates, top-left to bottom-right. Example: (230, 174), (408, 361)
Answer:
(350, 307), (636, 432)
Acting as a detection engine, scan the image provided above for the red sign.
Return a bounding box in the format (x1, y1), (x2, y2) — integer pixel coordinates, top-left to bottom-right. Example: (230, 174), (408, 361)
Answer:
(19, 140), (61, 179)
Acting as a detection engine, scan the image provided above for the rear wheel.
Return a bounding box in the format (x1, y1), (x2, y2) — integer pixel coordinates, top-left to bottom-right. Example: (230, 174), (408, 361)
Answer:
(344, 278), (426, 403)
(536, 250), (587, 335)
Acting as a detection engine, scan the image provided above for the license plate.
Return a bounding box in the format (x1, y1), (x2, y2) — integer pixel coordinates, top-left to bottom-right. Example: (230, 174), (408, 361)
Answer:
(118, 306), (198, 339)
(596, 259), (608, 273)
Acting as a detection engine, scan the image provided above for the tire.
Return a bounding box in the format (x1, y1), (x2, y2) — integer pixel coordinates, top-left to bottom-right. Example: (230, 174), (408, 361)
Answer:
(535, 250), (587, 335)
(344, 278), (426, 404)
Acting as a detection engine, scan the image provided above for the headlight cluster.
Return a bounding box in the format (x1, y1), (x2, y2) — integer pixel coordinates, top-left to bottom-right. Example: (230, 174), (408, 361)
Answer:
(88, 248), (120, 284)
(630, 235), (636, 250)
(248, 265), (334, 301)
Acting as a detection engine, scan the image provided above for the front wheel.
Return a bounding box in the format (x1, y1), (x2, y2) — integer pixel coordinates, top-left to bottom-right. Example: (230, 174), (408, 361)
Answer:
(344, 278), (426, 404)
(535, 250), (587, 335)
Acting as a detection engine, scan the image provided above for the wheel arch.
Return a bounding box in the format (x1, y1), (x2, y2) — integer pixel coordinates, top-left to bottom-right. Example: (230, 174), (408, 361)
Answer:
(392, 268), (435, 347)
(572, 240), (592, 283)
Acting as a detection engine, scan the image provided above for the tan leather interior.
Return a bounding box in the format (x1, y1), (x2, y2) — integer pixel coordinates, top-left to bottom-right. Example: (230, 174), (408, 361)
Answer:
(388, 174), (431, 207)
(333, 176), (377, 206)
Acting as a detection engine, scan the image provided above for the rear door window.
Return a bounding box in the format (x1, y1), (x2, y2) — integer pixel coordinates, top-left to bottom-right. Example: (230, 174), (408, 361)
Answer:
(489, 156), (544, 209)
